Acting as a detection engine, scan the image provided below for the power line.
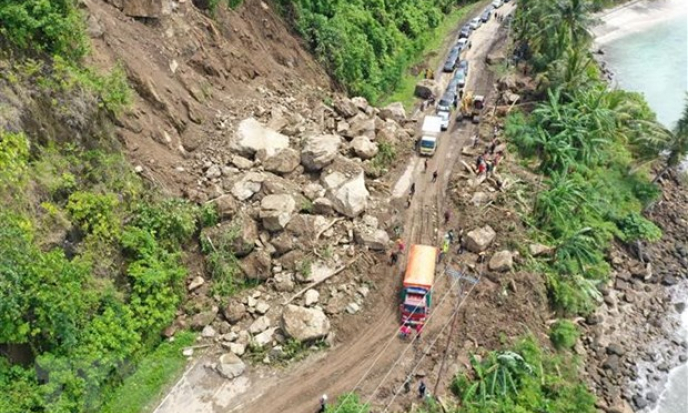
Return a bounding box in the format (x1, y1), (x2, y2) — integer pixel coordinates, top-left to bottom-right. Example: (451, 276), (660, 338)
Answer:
(327, 261), (452, 413)
(379, 274), (481, 413)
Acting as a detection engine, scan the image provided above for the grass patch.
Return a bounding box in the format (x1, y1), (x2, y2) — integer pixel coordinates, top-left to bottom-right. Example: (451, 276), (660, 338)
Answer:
(379, 2), (482, 111)
(101, 331), (196, 413)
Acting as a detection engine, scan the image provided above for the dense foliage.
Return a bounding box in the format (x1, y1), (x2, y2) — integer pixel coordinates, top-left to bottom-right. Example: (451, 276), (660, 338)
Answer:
(0, 0), (88, 60)
(451, 337), (596, 413)
(276, 0), (476, 101)
(506, 0), (679, 315)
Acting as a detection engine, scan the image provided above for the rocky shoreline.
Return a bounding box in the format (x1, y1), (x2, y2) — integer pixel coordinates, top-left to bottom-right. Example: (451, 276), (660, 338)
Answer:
(580, 171), (688, 413)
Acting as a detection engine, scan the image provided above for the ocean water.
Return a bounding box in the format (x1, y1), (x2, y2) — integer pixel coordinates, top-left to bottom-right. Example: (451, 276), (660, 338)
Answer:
(602, 14), (687, 128)
(601, 10), (688, 413)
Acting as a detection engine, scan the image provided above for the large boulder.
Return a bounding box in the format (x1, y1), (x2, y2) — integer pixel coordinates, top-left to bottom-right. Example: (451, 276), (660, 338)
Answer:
(488, 250), (514, 272)
(414, 79), (438, 99)
(379, 102), (406, 123)
(216, 353), (246, 379)
(301, 134), (342, 171)
(281, 304), (331, 342)
(465, 225), (496, 253)
(260, 194), (296, 231)
(321, 157), (369, 218)
(231, 118), (290, 160)
(212, 195), (239, 220)
(231, 172), (265, 201)
(123, 0), (162, 18)
(263, 148), (301, 174)
(239, 250), (272, 281)
(333, 98), (359, 118)
(347, 116), (376, 139)
(351, 136), (379, 160)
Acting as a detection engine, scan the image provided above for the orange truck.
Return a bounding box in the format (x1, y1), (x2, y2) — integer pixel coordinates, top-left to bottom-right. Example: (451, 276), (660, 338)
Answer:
(400, 245), (437, 327)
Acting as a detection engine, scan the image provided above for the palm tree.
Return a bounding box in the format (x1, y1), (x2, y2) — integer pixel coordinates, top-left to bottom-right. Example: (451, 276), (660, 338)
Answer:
(534, 170), (587, 230)
(556, 0), (595, 49)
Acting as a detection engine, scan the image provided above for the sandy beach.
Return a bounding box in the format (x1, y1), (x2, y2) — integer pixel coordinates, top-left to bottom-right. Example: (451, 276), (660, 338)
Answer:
(593, 0), (688, 45)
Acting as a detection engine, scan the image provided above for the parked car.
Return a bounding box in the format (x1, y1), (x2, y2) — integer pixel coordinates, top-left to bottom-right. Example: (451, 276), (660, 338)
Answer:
(456, 38), (471, 51)
(446, 78), (461, 95)
(492, 0), (503, 8)
(453, 70), (466, 88)
(436, 110), (450, 131)
(457, 60), (469, 76)
(437, 91), (456, 112)
(480, 10), (492, 22)
(443, 51), (459, 72)
(469, 18), (481, 30)
(459, 24), (473, 39)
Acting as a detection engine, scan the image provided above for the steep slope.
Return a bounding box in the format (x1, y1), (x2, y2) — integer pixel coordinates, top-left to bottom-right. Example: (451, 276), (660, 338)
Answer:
(83, 0), (330, 196)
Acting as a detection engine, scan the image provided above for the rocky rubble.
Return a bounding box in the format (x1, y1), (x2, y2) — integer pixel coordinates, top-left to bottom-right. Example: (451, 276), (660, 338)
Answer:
(169, 95), (409, 370)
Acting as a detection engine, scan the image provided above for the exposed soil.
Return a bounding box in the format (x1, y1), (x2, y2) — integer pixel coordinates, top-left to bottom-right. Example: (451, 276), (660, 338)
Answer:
(154, 3), (554, 413)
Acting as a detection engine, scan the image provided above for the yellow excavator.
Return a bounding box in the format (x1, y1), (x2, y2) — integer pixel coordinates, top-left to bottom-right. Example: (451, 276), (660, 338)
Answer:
(456, 92), (484, 124)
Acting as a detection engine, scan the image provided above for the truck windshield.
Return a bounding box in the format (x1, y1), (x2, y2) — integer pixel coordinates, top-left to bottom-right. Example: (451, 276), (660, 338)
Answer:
(420, 140), (435, 149)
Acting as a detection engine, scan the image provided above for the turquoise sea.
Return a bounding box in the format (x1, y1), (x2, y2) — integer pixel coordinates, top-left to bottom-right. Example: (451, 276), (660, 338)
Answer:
(602, 11), (687, 413)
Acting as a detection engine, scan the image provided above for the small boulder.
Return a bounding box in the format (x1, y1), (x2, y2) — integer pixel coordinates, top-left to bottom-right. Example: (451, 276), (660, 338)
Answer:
(304, 289), (320, 306)
(529, 243), (554, 257)
(231, 118), (289, 160)
(263, 148), (301, 174)
(228, 342), (246, 356)
(282, 304), (331, 342)
(313, 197), (334, 215)
(190, 310), (217, 330)
(346, 302), (361, 314)
(231, 172), (265, 201)
(351, 136), (379, 160)
(201, 325), (217, 338)
(253, 327), (276, 347)
(212, 195), (239, 220)
(231, 155), (254, 170)
(223, 302), (247, 323)
(271, 232), (294, 256)
(260, 194), (296, 231)
(488, 251), (514, 272)
(188, 276), (205, 292)
(379, 102), (406, 123)
(273, 272), (295, 292)
(249, 316), (272, 334)
(347, 118), (376, 139)
(333, 98), (359, 118)
(321, 157), (369, 218)
(301, 134), (342, 171)
(239, 250), (272, 281)
(465, 225), (496, 253)
(255, 301), (271, 315)
(354, 226), (390, 251)
(216, 353), (246, 379)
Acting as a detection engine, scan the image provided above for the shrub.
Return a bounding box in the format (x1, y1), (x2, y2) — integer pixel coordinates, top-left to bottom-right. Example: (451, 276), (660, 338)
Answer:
(0, 0), (88, 61)
(67, 191), (121, 240)
(0, 131), (30, 193)
(549, 320), (580, 350)
(132, 199), (199, 247)
(615, 212), (662, 243)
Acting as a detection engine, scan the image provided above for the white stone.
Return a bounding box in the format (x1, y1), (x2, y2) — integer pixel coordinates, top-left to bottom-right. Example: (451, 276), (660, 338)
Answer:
(231, 117), (290, 160)
(249, 316), (271, 334)
(304, 289), (320, 307)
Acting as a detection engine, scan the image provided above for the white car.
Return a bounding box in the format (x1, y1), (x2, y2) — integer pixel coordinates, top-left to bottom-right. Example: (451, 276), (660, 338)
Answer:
(456, 38), (471, 51)
(436, 110), (450, 131)
(469, 18), (481, 30)
(492, 0), (504, 8)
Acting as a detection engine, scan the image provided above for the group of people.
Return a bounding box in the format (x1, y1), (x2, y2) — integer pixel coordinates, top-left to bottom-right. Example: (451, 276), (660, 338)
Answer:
(399, 323), (423, 340)
(475, 138), (503, 178)
(402, 378), (428, 399)
(406, 161), (439, 208)
(389, 238), (406, 265)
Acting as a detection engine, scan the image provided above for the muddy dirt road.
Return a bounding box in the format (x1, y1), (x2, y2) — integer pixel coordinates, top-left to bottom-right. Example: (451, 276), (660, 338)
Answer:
(154, 4), (514, 413)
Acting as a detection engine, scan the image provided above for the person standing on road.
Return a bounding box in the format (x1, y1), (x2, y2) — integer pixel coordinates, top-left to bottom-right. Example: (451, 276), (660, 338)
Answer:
(390, 251), (398, 265)
(424, 158), (429, 172)
(319, 395), (328, 413)
(409, 182), (416, 196)
(397, 239), (406, 254)
(418, 380), (426, 398)
(432, 170), (438, 183)
(444, 210), (451, 225)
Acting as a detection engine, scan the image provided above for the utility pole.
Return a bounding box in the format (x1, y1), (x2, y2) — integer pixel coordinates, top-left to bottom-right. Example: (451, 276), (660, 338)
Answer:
(432, 267), (478, 397)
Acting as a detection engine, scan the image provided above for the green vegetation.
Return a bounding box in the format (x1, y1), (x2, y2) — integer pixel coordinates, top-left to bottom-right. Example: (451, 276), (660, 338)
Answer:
(549, 320), (580, 350)
(452, 337), (595, 413)
(101, 332), (195, 413)
(507, 0), (685, 316)
(0, 3), (201, 409)
(381, 3), (478, 109)
(276, 0), (479, 102)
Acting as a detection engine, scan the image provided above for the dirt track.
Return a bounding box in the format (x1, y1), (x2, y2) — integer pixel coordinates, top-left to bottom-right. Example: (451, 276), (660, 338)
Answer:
(154, 4), (515, 413)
